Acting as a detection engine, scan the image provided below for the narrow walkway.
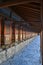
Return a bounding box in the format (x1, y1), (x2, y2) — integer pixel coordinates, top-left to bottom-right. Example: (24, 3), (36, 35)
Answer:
(1, 36), (42, 65)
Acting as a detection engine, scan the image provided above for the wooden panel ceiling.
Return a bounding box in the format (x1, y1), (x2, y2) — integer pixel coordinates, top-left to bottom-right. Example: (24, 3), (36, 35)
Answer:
(0, 0), (41, 33)
(9, 1), (41, 32)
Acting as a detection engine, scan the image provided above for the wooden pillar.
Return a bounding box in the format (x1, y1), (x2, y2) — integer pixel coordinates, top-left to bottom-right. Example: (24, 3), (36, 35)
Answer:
(12, 21), (15, 43)
(22, 28), (24, 40)
(26, 31), (27, 39)
(25, 31), (26, 39)
(25, 31), (26, 40)
(20, 26), (22, 41)
(18, 29), (20, 42)
(21, 28), (23, 40)
(41, 0), (43, 64)
(18, 25), (20, 42)
(0, 18), (1, 47)
(40, 31), (43, 64)
(1, 17), (4, 46)
(22, 28), (23, 40)
(24, 30), (26, 40)
(24, 30), (25, 40)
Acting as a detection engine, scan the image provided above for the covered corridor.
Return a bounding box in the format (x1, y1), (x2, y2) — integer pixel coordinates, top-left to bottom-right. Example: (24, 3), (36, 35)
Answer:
(0, 0), (43, 65)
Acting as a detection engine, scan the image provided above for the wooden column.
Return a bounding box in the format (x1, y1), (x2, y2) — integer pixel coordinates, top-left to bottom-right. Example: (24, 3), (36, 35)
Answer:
(24, 31), (26, 40)
(20, 26), (22, 41)
(22, 28), (23, 41)
(40, 31), (43, 64)
(18, 29), (20, 42)
(25, 31), (26, 40)
(21, 27), (23, 41)
(23, 29), (24, 40)
(1, 17), (4, 46)
(26, 32), (27, 39)
(24, 30), (25, 40)
(18, 25), (20, 42)
(0, 18), (1, 47)
(12, 21), (15, 43)
(41, 0), (43, 64)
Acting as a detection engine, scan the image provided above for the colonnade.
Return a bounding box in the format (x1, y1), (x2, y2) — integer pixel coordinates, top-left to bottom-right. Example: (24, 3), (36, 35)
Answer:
(0, 16), (37, 49)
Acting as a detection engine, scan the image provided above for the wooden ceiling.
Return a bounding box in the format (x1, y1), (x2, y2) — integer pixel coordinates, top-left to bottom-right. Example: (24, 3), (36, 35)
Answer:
(0, 0), (41, 33)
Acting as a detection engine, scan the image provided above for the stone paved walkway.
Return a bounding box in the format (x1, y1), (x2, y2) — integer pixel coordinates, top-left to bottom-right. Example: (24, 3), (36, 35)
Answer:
(1, 35), (42, 65)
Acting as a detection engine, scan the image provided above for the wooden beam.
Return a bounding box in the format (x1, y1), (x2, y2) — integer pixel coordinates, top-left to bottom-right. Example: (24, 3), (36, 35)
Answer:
(0, 0), (40, 8)
(20, 3), (40, 10)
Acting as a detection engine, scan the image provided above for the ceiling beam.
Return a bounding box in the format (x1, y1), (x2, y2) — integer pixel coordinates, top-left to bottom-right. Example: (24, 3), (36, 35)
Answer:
(0, 0), (40, 8)
(20, 3), (40, 10)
